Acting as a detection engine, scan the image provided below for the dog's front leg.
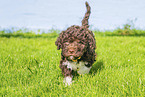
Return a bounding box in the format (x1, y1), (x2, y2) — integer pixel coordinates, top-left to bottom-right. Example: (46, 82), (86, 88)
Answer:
(60, 62), (73, 86)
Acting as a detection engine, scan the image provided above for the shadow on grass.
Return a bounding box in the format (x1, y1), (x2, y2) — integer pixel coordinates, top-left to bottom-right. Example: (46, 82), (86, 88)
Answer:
(72, 61), (104, 80)
(89, 61), (104, 76)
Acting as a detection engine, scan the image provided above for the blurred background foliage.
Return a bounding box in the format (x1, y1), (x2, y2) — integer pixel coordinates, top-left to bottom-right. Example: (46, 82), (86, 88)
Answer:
(0, 19), (145, 38)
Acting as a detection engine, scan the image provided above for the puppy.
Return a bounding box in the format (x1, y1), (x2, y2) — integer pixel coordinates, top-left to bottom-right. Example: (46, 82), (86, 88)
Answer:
(55, 2), (96, 85)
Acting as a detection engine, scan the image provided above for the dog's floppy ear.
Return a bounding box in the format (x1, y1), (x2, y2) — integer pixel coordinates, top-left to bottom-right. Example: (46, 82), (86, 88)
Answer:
(55, 38), (61, 50)
(86, 30), (96, 62)
(55, 31), (64, 50)
(88, 32), (96, 53)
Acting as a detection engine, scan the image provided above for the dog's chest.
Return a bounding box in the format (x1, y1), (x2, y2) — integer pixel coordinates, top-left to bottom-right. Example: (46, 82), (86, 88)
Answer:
(63, 61), (91, 74)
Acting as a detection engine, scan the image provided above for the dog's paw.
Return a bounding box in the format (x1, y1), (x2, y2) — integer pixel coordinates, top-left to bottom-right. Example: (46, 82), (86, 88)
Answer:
(63, 76), (72, 86)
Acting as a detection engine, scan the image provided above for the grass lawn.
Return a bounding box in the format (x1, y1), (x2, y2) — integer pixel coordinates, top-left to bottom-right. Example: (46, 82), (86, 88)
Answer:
(0, 35), (145, 96)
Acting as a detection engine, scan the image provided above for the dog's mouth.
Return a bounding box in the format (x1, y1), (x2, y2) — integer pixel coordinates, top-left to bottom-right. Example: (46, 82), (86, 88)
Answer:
(67, 55), (81, 62)
(69, 56), (74, 60)
(64, 51), (84, 62)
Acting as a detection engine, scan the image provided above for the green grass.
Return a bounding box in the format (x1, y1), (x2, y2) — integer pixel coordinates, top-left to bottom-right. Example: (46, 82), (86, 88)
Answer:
(0, 34), (145, 96)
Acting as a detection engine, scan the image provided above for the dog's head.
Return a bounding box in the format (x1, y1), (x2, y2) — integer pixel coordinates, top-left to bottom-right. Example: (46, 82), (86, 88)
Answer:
(55, 25), (96, 62)
(61, 39), (87, 61)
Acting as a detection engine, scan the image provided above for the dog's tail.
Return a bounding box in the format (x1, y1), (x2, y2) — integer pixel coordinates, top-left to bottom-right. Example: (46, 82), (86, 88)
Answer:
(82, 1), (91, 28)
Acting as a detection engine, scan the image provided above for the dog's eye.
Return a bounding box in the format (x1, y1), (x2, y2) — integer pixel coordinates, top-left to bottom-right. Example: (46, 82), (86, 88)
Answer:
(77, 48), (81, 51)
(79, 41), (82, 44)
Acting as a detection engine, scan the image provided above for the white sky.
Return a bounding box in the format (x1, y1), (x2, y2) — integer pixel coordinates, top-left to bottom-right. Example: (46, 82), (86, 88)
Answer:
(0, 0), (145, 30)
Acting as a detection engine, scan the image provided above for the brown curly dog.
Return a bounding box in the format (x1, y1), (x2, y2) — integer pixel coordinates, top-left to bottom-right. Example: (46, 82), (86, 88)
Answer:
(55, 2), (96, 85)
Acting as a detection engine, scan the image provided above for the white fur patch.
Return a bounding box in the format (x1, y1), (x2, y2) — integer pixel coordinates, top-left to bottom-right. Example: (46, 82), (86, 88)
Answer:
(63, 61), (91, 74)
(63, 76), (72, 86)
(69, 56), (74, 60)
(77, 61), (91, 74)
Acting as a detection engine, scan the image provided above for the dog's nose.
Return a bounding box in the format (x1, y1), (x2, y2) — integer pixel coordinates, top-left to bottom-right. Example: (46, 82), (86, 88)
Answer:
(69, 49), (75, 54)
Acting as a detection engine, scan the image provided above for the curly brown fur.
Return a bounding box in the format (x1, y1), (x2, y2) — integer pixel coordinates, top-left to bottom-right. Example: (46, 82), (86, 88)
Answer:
(55, 2), (96, 85)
